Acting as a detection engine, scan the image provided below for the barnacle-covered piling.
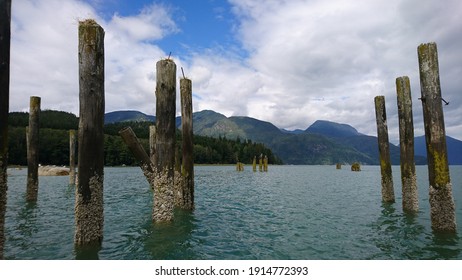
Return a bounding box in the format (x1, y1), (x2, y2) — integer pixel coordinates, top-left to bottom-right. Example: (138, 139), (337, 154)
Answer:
(74, 19), (105, 246)
(418, 42), (456, 233)
(374, 96), (395, 203)
(396, 76), (418, 213)
(153, 59), (176, 222)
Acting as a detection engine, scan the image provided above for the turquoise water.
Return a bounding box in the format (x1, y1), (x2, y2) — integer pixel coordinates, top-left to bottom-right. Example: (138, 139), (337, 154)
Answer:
(4, 165), (462, 259)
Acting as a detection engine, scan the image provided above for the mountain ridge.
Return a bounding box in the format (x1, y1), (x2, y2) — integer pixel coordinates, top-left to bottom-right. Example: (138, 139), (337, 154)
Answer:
(104, 109), (462, 165)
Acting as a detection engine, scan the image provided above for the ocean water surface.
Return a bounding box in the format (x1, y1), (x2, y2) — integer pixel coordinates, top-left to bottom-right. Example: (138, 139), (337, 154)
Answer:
(4, 165), (462, 259)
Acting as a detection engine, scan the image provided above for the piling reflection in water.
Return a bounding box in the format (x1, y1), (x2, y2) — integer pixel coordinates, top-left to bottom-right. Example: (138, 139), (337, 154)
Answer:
(370, 202), (460, 259)
(144, 209), (197, 259)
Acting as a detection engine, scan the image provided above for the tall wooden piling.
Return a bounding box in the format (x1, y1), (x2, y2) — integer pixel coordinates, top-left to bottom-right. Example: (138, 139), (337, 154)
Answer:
(374, 96), (395, 203)
(153, 59), (176, 223)
(0, 0), (12, 260)
(252, 156), (257, 172)
(396, 76), (418, 212)
(69, 129), (77, 185)
(74, 19), (105, 246)
(27, 96), (41, 202)
(417, 42), (456, 233)
(179, 77), (194, 210)
(119, 127), (155, 188)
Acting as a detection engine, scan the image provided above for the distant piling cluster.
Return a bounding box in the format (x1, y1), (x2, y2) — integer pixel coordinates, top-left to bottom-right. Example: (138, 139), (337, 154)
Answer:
(238, 154), (268, 172)
(374, 42), (456, 233)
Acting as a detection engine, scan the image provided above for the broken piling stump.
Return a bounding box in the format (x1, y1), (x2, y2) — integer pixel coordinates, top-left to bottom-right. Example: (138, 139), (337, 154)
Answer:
(351, 162), (361, 172)
(119, 126), (155, 188)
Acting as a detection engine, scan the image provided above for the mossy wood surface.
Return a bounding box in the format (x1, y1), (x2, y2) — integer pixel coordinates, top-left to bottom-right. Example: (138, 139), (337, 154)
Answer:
(75, 20), (105, 246)
(153, 59), (176, 222)
(396, 76), (418, 212)
(26, 96), (41, 202)
(418, 42), (456, 233)
(180, 78), (194, 210)
(374, 96), (395, 203)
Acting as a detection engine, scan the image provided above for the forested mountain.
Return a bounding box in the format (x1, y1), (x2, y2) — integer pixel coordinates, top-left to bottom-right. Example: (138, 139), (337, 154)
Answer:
(7, 110), (281, 166)
(105, 110), (155, 124)
(9, 109), (461, 166)
(191, 111), (379, 165)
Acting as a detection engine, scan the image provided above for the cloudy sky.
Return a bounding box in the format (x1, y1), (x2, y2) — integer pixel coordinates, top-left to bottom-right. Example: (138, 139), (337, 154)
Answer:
(9, 0), (462, 142)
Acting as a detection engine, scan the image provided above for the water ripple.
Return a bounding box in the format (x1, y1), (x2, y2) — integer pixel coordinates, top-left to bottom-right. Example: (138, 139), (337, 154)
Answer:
(4, 165), (462, 259)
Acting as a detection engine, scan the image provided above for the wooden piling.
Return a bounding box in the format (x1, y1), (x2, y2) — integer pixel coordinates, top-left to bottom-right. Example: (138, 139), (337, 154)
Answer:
(236, 162), (244, 171)
(0, 0), (12, 260)
(119, 127), (155, 188)
(153, 59), (176, 223)
(149, 125), (156, 166)
(351, 162), (361, 172)
(26, 96), (40, 202)
(69, 129), (77, 185)
(417, 42), (456, 233)
(396, 76), (418, 212)
(374, 96), (395, 203)
(259, 154), (263, 172)
(179, 77), (194, 210)
(74, 19), (105, 246)
(263, 155), (268, 172)
(252, 156), (257, 172)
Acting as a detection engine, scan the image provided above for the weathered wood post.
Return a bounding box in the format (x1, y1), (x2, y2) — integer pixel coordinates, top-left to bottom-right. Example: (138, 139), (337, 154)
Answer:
(69, 129), (77, 185)
(74, 19), (105, 246)
(153, 58), (176, 223)
(26, 96), (41, 202)
(259, 154), (263, 172)
(417, 42), (456, 233)
(374, 96), (395, 203)
(119, 127), (155, 188)
(263, 155), (268, 172)
(179, 77), (194, 210)
(149, 125), (156, 166)
(252, 156), (257, 172)
(396, 76), (418, 212)
(0, 0), (12, 260)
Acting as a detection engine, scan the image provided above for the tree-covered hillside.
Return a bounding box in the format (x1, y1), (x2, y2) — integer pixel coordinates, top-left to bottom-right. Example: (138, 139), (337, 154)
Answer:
(7, 110), (281, 166)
